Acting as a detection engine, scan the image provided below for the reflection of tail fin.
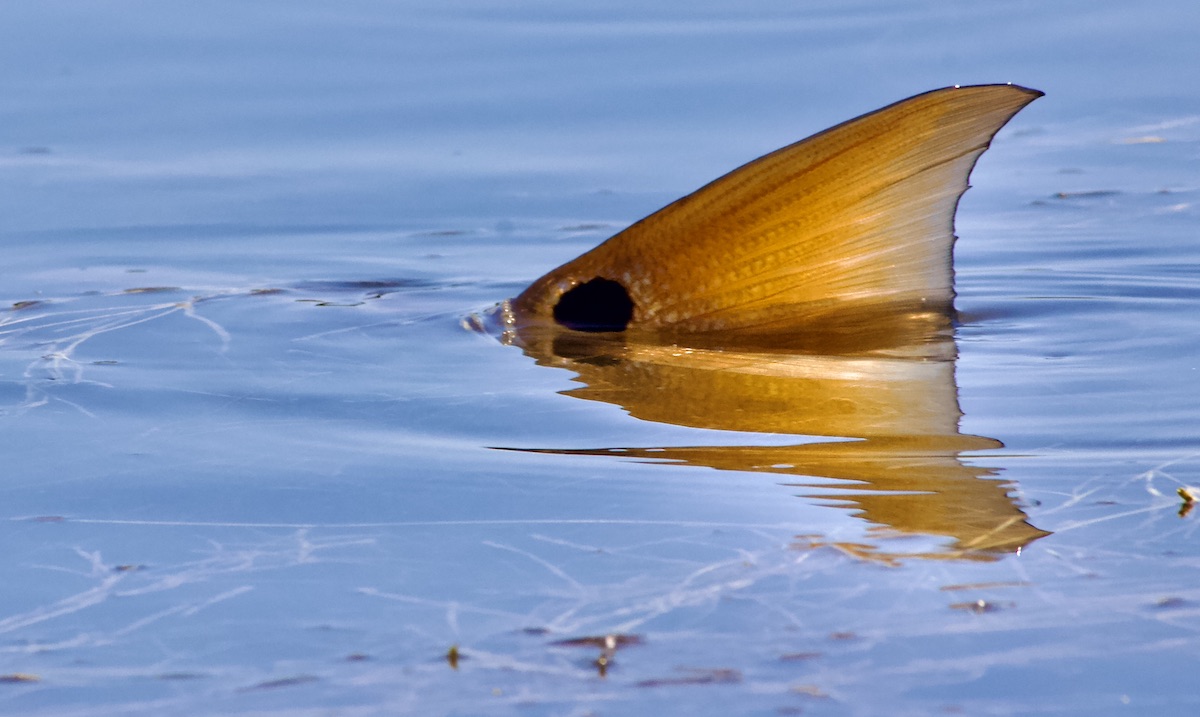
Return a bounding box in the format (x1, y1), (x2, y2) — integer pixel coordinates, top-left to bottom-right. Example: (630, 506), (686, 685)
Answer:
(777, 435), (1051, 558)
(507, 436), (1050, 561)
(513, 85), (1041, 341)
(498, 336), (1051, 562)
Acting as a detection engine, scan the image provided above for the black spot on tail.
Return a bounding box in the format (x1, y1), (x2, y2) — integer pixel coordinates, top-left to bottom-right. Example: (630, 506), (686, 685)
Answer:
(553, 278), (634, 332)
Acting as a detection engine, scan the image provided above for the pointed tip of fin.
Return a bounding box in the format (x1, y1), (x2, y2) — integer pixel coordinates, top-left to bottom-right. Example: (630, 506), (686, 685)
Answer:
(514, 84), (1041, 347)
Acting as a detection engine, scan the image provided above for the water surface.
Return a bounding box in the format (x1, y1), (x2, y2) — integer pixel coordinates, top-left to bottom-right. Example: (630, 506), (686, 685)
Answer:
(2, 2), (1199, 715)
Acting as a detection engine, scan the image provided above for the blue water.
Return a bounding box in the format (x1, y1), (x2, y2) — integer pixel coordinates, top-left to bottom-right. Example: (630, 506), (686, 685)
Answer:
(2, 2), (1199, 715)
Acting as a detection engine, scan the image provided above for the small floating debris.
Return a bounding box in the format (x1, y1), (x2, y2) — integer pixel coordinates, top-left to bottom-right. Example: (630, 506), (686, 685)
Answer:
(294, 279), (430, 291)
(0, 673), (40, 684)
(1178, 487), (1197, 518)
(1119, 136), (1166, 144)
(550, 634), (643, 650)
(790, 684), (831, 699)
(156, 672), (207, 681)
(790, 537), (903, 567)
(1152, 596), (1188, 610)
(239, 675), (319, 692)
(1053, 190), (1120, 199)
(10, 300), (44, 311)
(940, 581), (1032, 592)
(950, 599), (1008, 614)
(446, 645), (461, 670)
(123, 286), (182, 294)
(551, 634), (644, 677)
(636, 668), (741, 688)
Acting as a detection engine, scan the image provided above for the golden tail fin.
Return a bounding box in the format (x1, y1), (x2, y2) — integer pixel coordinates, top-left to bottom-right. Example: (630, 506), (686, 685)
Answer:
(512, 84), (1041, 344)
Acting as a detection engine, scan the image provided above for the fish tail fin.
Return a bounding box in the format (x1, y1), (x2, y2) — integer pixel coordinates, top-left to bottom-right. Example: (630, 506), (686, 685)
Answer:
(514, 84), (1042, 344)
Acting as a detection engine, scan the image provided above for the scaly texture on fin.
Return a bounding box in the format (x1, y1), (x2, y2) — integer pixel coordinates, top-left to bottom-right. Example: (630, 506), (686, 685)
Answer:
(512, 84), (1041, 344)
